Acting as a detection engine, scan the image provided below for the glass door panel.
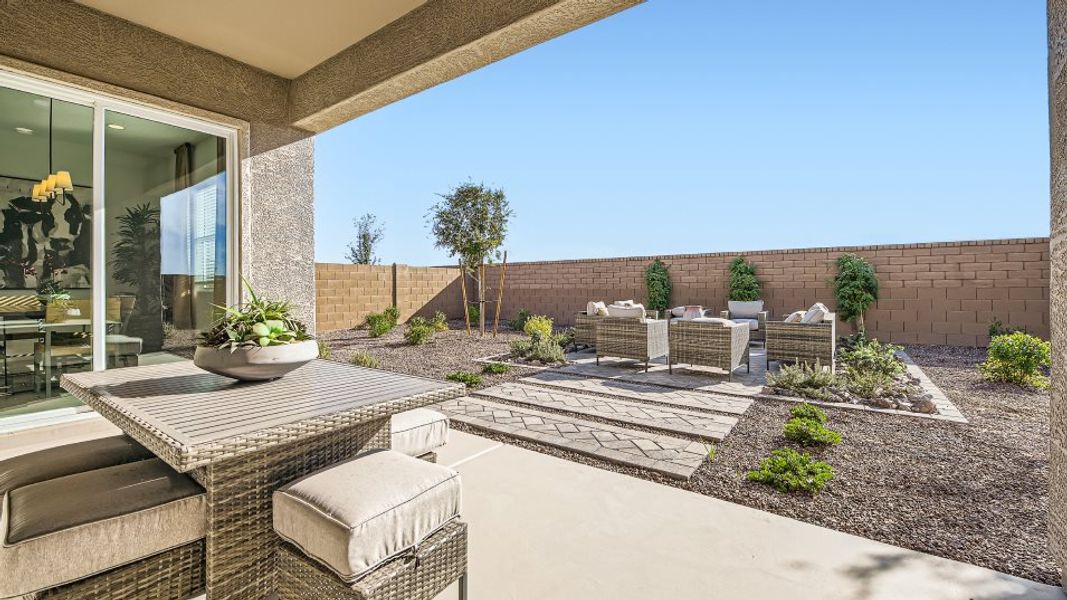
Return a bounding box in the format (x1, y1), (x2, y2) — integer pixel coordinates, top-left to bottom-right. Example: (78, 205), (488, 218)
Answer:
(103, 110), (228, 368)
(0, 84), (93, 411)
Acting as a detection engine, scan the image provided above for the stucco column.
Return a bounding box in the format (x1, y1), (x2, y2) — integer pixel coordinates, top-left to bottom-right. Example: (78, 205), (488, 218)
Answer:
(240, 125), (317, 332)
(1049, 0), (1067, 588)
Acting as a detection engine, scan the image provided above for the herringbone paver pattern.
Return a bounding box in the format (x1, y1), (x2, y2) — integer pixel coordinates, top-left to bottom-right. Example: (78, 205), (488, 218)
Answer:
(523, 371), (753, 415)
(478, 383), (736, 440)
(439, 396), (708, 479)
(559, 359), (762, 396)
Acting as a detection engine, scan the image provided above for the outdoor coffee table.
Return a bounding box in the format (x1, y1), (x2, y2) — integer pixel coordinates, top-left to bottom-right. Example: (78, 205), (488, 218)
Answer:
(61, 359), (465, 600)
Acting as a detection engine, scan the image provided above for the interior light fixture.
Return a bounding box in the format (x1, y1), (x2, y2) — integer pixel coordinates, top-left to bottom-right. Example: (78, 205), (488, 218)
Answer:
(107, 123), (125, 130)
(14, 127), (33, 135)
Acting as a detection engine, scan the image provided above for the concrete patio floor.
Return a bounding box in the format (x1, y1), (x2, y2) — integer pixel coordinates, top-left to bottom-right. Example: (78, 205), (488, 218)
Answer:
(1, 417), (1059, 600)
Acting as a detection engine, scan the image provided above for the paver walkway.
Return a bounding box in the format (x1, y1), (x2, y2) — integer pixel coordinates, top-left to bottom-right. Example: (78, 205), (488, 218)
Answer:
(439, 396), (707, 479)
(478, 383), (737, 440)
(558, 359), (762, 396)
(524, 371), (753, 415)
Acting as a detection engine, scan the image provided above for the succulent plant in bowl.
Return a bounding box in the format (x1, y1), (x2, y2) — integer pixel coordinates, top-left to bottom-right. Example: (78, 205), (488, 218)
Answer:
(194, 281), (317, 381)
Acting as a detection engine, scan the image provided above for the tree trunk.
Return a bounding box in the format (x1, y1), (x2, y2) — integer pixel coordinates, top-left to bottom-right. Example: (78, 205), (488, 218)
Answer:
(478, 262), (486, 335)
(857, 312), (865, 335)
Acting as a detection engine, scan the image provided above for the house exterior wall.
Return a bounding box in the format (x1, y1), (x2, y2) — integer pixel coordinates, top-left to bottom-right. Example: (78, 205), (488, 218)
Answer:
(1047, 0), (1067, 587)
(315, 263), (463, 332)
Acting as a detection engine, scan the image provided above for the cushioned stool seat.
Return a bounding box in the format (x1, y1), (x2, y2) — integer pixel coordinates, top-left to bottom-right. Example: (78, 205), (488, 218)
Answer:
(273, 449), (461, 583)
(0, 434), (154, 496)
(391, 409), (449, 460)
(0, 457), (207, 598)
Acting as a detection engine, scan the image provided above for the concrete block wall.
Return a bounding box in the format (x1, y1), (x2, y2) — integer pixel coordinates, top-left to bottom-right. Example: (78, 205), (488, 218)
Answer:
(316, 263), (463, 332)
(483, 238), (1049, 346)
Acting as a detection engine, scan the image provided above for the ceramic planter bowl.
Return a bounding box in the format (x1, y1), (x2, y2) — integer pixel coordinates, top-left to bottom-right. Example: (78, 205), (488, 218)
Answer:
(193, 339), (318, 381)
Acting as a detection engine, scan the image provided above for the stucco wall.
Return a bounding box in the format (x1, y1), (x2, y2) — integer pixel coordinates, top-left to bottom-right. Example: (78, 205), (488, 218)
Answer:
(478, 238), (1049, 346)
(1047, 0), (1067, 587)
(316, 263), (462, 332)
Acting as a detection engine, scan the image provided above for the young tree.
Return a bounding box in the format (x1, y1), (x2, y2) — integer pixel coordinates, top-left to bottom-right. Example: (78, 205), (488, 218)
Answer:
(832, 253), (879, 334)
(428, 182), (513, 332)
(346, 213), (384, 265)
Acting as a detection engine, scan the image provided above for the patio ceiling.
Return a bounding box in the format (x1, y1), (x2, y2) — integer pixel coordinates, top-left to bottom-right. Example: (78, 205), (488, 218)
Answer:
(0, 0), (645, 143)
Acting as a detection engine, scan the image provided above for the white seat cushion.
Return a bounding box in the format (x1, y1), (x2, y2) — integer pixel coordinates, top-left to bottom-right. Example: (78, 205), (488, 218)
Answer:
(0, 459), (206, 598)
(605, 304), (645, 319)
(732, 318), (759, 330)
(689, 317), (734, 326)
(391, 409), (449, 457)
(273, 450), (461, 583)
(727, 300), (764, 319)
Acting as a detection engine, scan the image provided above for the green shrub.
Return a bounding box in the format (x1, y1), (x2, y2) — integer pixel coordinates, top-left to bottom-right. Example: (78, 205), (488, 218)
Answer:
(845, 367), (903, 399)
(840, 339), (904, 377)
(482, 362), (511, 375)
(728, 256), (762, 301)
(317, 340), (332, 359)
(446, 371), (483, 387)
(467, 304), (480, 324)
(365, 306), (400, 337)
(510, 308), (532, 331)
(766, 360), (840, 401)
(645, 259), (672, 312)
(747, 448), (835, 495)
(703, 443), (717, 462)
(783, 417), (842, 446)
(980, 332), (1051, 388)
(833, 254), (878, 334)
(510, 337), (565, 364)
(838, 331), (869, 352)
(553, 327), (575, 351)
(350, 351), (379, 368)
(431, 311), (449, 332)
(989, 318), (1028, 338)
(789, 402), (827, 423)
(523, 315), (553, 339)
(404, 318), (435, 345)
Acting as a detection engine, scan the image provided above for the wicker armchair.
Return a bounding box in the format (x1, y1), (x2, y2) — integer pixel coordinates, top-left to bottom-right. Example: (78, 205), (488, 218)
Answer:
(669, 319), (750, 380)
(574, 312), (604, 348)
(765, 312), (836, 368)
(595, 317), (669, 372)
(719, 307), (769, 342)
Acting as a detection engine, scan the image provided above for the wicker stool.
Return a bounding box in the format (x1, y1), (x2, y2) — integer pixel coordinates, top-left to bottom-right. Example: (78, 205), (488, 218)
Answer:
(274, 450), (467, 600)
(391, 408), (450, 462)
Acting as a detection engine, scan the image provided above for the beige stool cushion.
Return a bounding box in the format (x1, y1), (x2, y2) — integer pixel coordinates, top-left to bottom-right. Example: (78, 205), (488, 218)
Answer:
(0, 458), (206, 597)
(391, 409), (449, 458)
(0, 434), (154, 497)
(273, 450), (461, 583)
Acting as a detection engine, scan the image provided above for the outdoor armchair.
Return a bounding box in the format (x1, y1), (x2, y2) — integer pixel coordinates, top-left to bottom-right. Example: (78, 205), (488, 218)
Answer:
(720, 300), (768, 343)
(669, 318), (751, 380)
(595, 317), (669, 371)
(765, 309), (836, 368)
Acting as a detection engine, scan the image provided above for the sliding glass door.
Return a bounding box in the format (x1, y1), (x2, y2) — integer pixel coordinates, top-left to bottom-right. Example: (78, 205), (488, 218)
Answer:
(103, 111), (229, 369)
(0, 70), (236, 423)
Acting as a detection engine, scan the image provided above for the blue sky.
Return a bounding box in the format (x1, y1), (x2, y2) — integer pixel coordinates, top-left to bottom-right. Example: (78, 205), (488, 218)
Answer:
(314, 1), (1049, 265)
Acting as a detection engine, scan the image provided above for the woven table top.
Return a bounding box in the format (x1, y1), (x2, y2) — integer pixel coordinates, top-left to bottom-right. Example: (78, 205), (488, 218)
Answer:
(61, 360), (465, 471)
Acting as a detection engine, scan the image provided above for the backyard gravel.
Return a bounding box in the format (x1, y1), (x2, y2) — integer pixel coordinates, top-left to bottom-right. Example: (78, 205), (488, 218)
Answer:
(320, 332), (1055, 585)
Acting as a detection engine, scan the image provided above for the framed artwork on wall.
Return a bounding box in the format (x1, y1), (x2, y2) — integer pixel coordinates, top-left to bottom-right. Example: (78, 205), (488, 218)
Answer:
(0, 177), (91, 290)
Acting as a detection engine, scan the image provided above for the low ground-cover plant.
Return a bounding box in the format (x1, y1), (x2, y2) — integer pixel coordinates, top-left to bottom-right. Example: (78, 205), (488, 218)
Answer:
(747, 448), (835, 495)
(789, 402), (827, 423)
(482, 362), (511, 374)
(784, 417), (842, 446)
(446, 371), (483, 387)
(840, 339), (904, 377)
(467, 304), (480, 324)
(317, 340), (331, 359)
(404, 317), (435, 345)
(523, 315), (553, 338)
(510, 308), (532, 331)
(766, 360), (840, 401)
(980, 331), (1051, 389)
(350, 351), (378, 368)
(431, 311), (449, 332)
(510, 336), (565, 364)
(989, 318), (1028, 338)
(845, 367), (904, 399)
(366, 306), (400, 337)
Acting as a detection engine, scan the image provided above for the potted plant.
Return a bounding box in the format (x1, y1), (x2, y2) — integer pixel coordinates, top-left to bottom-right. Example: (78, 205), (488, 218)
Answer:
(194, 281), (317, 381)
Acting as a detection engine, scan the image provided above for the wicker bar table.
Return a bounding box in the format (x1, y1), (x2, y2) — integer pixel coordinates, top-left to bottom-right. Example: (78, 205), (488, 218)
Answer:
(60, 359), (465, 600)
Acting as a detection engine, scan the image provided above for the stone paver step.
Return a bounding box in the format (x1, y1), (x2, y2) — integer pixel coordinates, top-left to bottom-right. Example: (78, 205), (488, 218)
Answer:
(477, 383), (737, 441)
(558, 360), (761, 397)
(438, 396), (708, 479)
(523, 371), (753, 416)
